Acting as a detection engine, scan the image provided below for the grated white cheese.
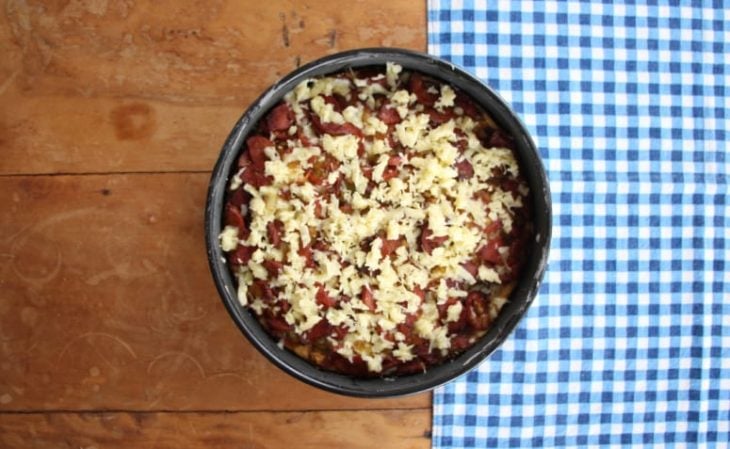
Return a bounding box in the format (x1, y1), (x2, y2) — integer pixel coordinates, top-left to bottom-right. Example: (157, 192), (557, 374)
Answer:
(435, 84), (456, 110)
(219, 225), (239, 252)
(393, 342), (415, 362)
(220, 64), (529, 372)
(386, 62), (402, 88)
(311, 95), (345, 124)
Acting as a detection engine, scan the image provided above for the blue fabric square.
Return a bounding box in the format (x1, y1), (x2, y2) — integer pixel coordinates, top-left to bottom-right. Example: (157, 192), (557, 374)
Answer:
(429, 1), (730, 448)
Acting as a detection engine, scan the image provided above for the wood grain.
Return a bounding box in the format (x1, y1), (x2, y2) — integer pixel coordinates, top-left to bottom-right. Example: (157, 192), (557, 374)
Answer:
(0, 409), (431, 449)
(0, 174), (429, 411)
(0, 0), (426, 175)
(0, 1), (432, 445)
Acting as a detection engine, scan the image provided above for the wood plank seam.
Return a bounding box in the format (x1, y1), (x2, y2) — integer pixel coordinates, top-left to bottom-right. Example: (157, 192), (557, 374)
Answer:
(0, 406), (430, 415)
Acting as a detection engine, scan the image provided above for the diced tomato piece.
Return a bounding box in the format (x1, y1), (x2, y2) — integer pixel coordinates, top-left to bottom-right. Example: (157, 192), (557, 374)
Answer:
(382, 166), (399, 181)
(267, 220), (284, 247)
(503, 238), (527, 283)
(387, 133), (399, 150)
(454, 134), (468, 151)
(455, 159), (474, 179)
(413, 341), (440, 365)
(314, 201), (325, 219)
(451, 334), (472, 350)
(246, 136), (273, 171)
(335, 122), (363, 137)
(305, 155), (340, 186)
(227, 187), (249, 209)
(380, 238), (401, 257)
(485, 219), (502, 235)
(316, 286), (337, 309)
(322, 95), (347, 112)
(437, 297), (459, 317)
(379, 355), (400, 375)
(448, 310), (468, 333)
(305, 168), (324, 185)
(455, 92), (480, 118)
(251, 279), (276, 302)
(465, 291), (491, 330)
(267, 316), (291, 332)
(296, 126), (313, 146)
(298, 245), (316, 269)
(420, 227), (448, 255)
(478, 239), (502, 264)
(237, 151), (252, 169)
(311, 240), (328, 252)
(426, 107), (450, 125)
(311, 115), (363, 137)
(276, 300), (291, 314)
(224, 203), (246, 234)
(487, 129), (515, 150)
(502, 178), (519, 193)
(331, 324), (349, 340)
(377, 104), (401, 124)
(396, 360), (426, 375)
(228, 244), (255, 266)
(461, 260), (479, 278)
(408, 73), (438, 106)
(266, 103), (294, 131)
(474, 189), (491, 204)
(413, 286), (426, 302)
(241, 169), (271, 187)
(305, 319), (331, 342)
(404, 310), (421, 327)
(263, 259), (283, 276)
(360, 286), (376, 312)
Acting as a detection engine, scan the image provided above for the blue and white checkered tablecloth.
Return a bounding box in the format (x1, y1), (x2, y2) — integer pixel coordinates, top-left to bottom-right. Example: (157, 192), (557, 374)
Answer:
(428, 1), (729, 448)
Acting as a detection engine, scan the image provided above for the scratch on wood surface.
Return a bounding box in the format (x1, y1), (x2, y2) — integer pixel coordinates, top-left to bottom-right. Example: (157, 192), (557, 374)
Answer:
(10, 241), (62, 286)
(206, 371), (253, 386)
(58, 332), (138, 363)
(85, 260), (157, 286)
(5, 208), (97, 245)
(146, 351), (206, 378)
(327, 29), (336, 48)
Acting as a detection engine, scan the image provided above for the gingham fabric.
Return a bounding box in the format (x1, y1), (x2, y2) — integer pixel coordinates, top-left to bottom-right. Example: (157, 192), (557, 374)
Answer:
(428, 1), (729, 448)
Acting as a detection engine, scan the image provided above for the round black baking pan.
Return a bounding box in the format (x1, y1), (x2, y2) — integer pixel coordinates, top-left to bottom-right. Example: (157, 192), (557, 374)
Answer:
(205, 48), (551, 397)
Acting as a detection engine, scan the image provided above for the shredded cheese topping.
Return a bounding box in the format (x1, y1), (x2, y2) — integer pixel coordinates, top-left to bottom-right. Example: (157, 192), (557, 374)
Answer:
(222, 64), (529, 373)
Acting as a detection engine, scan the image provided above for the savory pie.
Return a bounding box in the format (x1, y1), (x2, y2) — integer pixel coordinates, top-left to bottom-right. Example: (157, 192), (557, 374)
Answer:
(219, 63), (532, 376)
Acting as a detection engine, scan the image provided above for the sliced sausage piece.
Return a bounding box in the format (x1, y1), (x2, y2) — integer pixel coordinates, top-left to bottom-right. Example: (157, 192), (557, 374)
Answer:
(266, 103), (294, 131)
(311, 115), (363, 137)
(267, 220), (284, 247)
(408, 73), (438, 106)
(478, 239), (502, 264)
(246, 136), (274, 172)
(228, 244), (255, 266)
(377, 104), (402, 124)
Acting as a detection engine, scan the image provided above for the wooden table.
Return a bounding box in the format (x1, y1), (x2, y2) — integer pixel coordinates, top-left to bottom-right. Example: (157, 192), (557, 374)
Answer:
(0, 1), (430, 447)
